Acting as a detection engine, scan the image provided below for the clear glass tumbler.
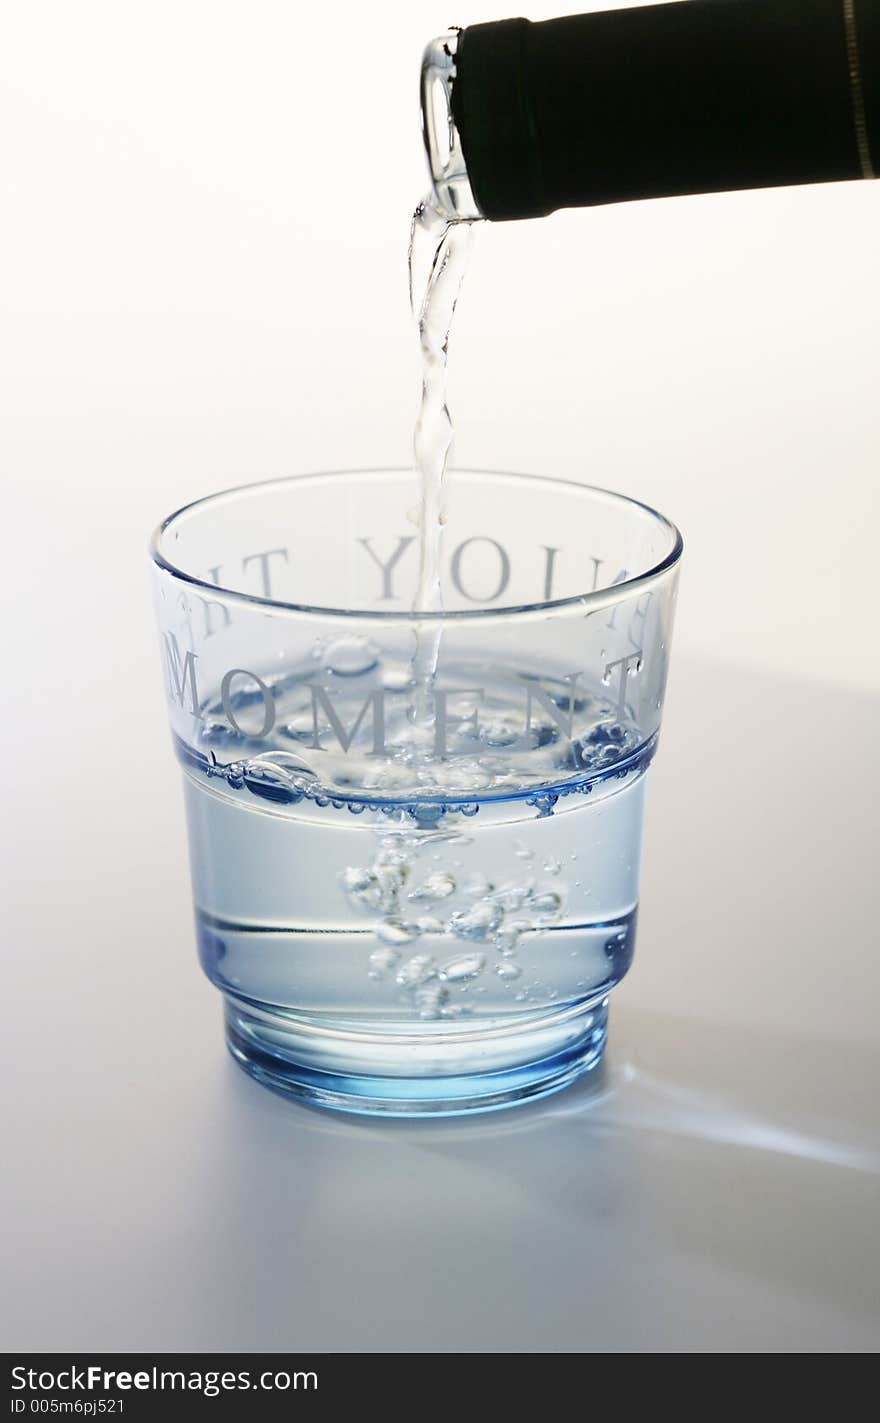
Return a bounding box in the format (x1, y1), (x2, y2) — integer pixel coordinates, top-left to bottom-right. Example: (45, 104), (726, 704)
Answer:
(150, 469), (682, 1116)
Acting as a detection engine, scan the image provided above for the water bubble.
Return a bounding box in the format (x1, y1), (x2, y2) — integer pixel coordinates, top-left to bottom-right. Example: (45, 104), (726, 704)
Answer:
(395, 953), (437, 987)
(495, 961), (522, 981)
(376, 918), (421, 947)
(542, 857), (561, 876)
(323, 636), (380, 677)
(241, 750), (319, 796)
(440, 952), (486, 982)
(450, 901), (502, 942)
(368, 946), (401, 974)
(526, 891), (563, 918)
(407, 870), (456, 903)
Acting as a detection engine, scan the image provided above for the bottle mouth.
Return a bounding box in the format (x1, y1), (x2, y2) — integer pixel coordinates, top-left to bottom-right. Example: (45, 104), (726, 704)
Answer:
(420, 31), (481, 221)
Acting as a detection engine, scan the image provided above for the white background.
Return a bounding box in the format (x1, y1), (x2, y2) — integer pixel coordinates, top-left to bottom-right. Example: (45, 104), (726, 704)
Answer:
(3, 0), (878, 698)
(3, 2), (880, 1354)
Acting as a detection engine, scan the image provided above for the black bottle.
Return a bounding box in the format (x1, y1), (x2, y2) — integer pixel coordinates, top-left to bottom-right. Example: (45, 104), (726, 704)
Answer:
(421, 0), (878, 220)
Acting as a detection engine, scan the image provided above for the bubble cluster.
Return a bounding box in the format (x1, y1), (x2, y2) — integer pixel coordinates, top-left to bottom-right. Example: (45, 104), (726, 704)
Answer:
(340, 826), (567, 1017)
(195, 654), (646, 810)
(341, 850), (411, 916)
(575, 719), (639, 772)
(450, 901), (502, 942)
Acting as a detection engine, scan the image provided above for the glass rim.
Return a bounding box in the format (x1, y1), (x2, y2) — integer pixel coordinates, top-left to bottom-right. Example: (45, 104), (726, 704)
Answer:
(150, 467), (683, 622)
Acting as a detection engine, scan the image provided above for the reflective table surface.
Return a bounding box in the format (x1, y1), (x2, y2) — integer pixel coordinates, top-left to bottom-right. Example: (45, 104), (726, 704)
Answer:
(4, 655), (878, 1351)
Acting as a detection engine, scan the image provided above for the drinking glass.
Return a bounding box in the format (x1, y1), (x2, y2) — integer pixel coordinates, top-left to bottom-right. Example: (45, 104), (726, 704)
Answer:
(150, 469), (682, 1115)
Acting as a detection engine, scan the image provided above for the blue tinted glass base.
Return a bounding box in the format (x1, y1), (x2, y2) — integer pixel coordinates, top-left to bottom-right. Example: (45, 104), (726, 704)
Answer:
(224, 996), (609, 1117)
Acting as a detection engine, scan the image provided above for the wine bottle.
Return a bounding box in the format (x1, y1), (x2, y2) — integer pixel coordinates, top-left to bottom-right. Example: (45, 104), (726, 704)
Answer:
(421, 0), (878, 220)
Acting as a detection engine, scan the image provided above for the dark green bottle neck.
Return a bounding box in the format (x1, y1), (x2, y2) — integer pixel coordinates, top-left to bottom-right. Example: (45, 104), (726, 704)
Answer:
(451, 0), (879, 221)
